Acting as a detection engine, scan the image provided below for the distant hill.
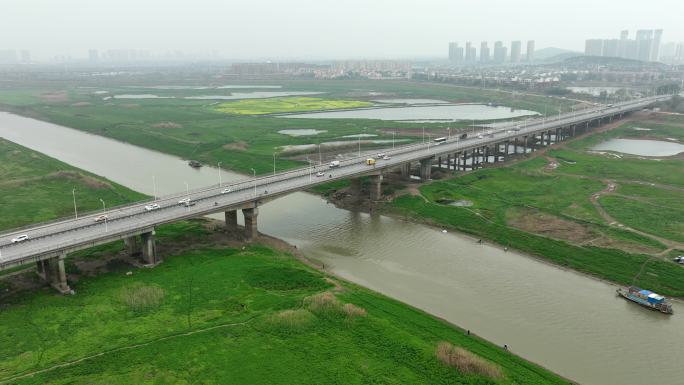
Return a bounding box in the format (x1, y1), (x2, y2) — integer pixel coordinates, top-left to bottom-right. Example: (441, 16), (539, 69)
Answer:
(534, 47), (581, 61)
(563, 55), (669, 70)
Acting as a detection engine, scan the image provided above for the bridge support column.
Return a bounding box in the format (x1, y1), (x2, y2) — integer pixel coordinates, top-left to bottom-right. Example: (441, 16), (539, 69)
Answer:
(243, 208), (259, 241)
(523, 136), (528, 154)
(350, 177), (362, 200)
(369, 174), (383, 201)
(140, 230), (158, 265)
(38, 253), (71, 294)
(438, 156), (442, 169)
(399, 163), (411, 180)
(225, 210), (238, 233)
(572, 125), (576, 137)
(447, 154), (452, 170)
(124, 236), (140, 256)
(419, 158), (432, 180)
(514, 137), (519, 154)
(461, 151), (467, 171)
(483, 147), (489, 165)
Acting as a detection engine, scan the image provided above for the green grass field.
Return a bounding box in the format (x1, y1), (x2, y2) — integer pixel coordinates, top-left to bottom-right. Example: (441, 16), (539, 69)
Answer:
(215, 96), (372, 115)
(0, 139), (146, 231)
(389, 169), (683, 297)
(386, 114), (684, 297)
(0, 223), (568, 385)
(0, 79), (579, 175)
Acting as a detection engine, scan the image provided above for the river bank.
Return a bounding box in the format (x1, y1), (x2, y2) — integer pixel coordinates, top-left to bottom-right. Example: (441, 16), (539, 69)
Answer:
(0, 218), (571, 385)
(2, 111), (684, 385)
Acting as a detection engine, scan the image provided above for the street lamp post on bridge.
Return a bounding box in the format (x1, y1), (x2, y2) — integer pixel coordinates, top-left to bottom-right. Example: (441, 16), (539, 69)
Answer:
(99, 198), (107, 232)
(72, 188), (78, 220)
(251, 168), (257, 196)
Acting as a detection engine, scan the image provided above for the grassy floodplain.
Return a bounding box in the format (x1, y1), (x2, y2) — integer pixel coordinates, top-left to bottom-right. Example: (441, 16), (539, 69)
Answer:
(215, 96), (372, 115)
(0, 79), (580, 175)
(0, 112), (570, 383)
(387, 113), (684, 297)
(0, 139), (146, 231)
(0, 218), (569, 384)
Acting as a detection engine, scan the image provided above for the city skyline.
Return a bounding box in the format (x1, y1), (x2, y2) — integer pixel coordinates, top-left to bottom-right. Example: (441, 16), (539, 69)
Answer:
(1, 0), (683, 60)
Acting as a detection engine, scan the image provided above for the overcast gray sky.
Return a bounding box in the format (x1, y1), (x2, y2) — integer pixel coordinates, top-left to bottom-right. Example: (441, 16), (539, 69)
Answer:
(1, 0), (682, 60)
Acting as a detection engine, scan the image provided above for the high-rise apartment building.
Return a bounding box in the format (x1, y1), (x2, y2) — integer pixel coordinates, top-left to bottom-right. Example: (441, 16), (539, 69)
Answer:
(20, 50), (30, 63)
(588, 29), (664, 62)
(652, 29), (663, 61)
(88, 49), (99, 62)
(618, 30), (629, 57)
(676, 43), (684, 62)
(480, 42), (490, 62)
(602, 39), (619, 57)
(526, 40), (535, 62)
(510, 41), (522, 63)
(493, 41), (505, 63)
(465, 42), (476, 63)
(636, 29), (653, 61)
(585, 39), (603, 56)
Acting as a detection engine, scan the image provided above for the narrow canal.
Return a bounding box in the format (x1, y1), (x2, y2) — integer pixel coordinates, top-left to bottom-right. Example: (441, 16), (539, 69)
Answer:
(1, 112), (683, 385)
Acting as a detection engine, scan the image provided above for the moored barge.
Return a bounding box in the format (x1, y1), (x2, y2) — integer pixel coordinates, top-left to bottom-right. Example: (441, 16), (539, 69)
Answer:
(616, 286), (673, 314)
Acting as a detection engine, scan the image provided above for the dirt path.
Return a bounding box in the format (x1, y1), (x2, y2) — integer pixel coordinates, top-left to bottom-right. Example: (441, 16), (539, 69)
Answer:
(587, 179), (684, 254)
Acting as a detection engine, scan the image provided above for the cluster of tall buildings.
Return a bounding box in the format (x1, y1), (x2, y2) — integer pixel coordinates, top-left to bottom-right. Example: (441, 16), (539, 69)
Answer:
(448, 40), (534, 65)
(584, 29), (663, 62)
(0, 49), (31, 64)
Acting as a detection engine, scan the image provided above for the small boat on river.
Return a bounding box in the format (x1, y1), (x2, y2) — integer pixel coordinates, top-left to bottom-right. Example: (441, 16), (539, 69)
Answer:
(616, 286), (673, 314)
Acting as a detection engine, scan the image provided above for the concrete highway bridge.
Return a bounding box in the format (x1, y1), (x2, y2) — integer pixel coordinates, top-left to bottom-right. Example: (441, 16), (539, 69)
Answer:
(0, 95), (670, 293)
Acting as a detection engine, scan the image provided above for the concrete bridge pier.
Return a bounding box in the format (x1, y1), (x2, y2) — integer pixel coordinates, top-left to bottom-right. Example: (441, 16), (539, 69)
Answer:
(225, 210), (238, 233)
(350, 177), (362, 200)
(243, 208), (259, 241)
(369, 174), (383, 201)
(572, 125), (576, 137)
(514, 137), (519, 154)
(419, 158), (432, 180)
(37, 253), (71, 294)
(399, 163), (411, 180)
(140, 230), (158, 265)
(437, 156), (442, 169)
(446, 154), (452, 170)
(123, 236), (140, 256)
(462, 151), (468, 170)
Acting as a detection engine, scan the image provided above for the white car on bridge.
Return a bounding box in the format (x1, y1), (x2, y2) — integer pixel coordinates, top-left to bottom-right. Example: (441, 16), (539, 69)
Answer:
(145, 203), (161, 211)
(11, 234), (29, 243)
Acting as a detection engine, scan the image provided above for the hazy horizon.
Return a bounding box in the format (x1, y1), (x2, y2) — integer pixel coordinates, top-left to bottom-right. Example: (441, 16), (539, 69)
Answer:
(1, 0), (682, 61)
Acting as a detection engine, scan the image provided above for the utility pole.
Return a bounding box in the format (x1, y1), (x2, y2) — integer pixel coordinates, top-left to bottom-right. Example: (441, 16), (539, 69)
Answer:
(72, 188), (78, 219)
(250, 168), (256, 196)
(99, 198), (107, 232)
(152, 176), (157, 200)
